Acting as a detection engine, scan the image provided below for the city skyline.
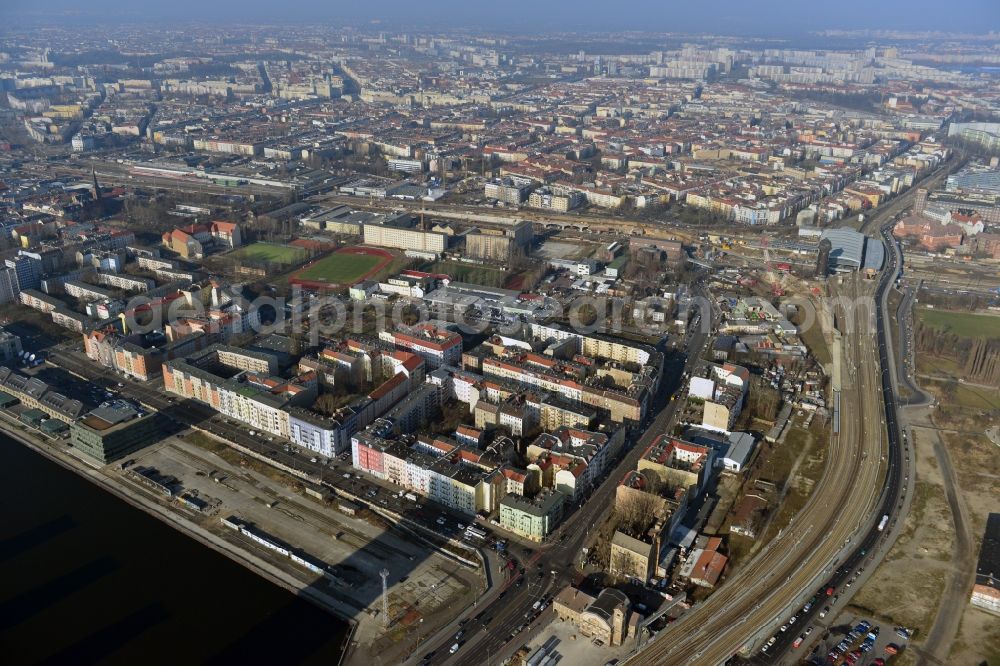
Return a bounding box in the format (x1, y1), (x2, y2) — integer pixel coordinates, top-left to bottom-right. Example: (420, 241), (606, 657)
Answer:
(0, 14), (998, 666)
(2, 0), (999, 35)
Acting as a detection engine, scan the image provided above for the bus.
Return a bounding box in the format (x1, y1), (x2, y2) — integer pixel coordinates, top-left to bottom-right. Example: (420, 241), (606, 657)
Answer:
(877, 514), (889, 531)
(465, 526), (488, 540)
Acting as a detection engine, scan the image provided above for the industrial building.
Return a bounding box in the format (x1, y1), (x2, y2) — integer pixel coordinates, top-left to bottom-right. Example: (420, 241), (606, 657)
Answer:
(819, 227), (885, 274)
(464, 221), (534, 262)
(362, 212), (449, 254)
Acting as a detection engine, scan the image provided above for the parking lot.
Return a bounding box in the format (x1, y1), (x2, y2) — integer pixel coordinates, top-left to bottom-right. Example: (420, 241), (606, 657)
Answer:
(801, 612), (914, 665)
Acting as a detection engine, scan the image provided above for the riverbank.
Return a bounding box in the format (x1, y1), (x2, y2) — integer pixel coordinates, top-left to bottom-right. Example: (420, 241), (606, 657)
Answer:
(0, 417), (357, 664)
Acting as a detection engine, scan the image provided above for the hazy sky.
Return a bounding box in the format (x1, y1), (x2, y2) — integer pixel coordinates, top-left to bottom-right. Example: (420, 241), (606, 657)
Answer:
(4, 0), (999, 35)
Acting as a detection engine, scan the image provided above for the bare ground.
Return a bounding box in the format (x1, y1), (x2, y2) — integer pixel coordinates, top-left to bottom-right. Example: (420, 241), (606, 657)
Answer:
(851, 427), (953, 642)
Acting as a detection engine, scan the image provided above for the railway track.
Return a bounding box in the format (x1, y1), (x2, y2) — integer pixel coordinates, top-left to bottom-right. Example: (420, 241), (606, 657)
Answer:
(628, 275), (887, 665)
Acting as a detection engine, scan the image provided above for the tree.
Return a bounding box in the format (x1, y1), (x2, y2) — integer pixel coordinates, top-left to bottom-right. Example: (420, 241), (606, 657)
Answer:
(748, 379), (781, 422)
(614, 490), (660, 538)
(941, 377), (959, 403)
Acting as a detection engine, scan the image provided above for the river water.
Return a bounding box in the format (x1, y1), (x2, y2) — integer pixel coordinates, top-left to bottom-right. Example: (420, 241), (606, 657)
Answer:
(0, 434), (348, 665)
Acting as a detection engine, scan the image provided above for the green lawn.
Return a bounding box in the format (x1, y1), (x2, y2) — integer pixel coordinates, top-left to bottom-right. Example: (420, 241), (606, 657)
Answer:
(295, 253), (383, 284)
(232, 242), (306, 264)
(427, 261), (506, 288)
(917, 308), (1000, 339)
(925, 379), (1000, 411)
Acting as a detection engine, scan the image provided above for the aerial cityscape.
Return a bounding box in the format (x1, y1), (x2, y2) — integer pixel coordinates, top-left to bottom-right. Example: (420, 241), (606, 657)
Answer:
(1, 3), (999, 665)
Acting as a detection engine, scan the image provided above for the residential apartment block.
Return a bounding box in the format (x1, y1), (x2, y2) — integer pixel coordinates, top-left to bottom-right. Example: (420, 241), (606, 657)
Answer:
(499, 491), (565, 541)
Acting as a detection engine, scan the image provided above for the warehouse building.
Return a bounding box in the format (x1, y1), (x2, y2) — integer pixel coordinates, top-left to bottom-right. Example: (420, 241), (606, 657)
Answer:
(819, 227), (885, 274)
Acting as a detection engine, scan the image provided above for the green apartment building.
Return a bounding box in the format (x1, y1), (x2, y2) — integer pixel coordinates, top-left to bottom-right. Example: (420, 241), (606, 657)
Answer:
(499, 491), (565, 542)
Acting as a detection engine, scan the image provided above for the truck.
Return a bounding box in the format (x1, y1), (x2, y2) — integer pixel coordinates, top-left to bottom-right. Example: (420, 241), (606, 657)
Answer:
(878, 514), (889, 531)
(404, 492), (418, 502)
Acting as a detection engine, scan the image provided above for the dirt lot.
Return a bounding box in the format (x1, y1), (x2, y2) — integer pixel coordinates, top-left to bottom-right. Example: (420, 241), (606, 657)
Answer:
(722, 420), (827, 569)
(852, 371), (1000, 666)
(911, 342), (1000, 656)
(850, 427), (953, 645)
(938, 427), (1000, 666)
(536, 238), (598, 260)
(122, 433), (483, 665)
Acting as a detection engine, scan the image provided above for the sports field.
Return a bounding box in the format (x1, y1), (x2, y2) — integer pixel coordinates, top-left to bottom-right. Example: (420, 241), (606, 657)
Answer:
(427, 261), (506, 288)
(917, 308), (1000, 338)
(231, 242), (306, 264)
(290, 246), (393, 288)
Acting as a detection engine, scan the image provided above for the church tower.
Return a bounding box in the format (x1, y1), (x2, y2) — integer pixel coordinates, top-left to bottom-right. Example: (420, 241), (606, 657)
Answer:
(91, 167), (102, 203)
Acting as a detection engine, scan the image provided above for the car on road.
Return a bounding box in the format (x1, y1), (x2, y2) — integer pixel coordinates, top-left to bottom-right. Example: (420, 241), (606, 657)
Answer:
(449, 642), (460, 654)
(792, 634), (804, 649)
